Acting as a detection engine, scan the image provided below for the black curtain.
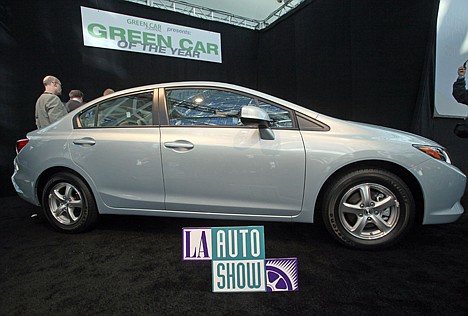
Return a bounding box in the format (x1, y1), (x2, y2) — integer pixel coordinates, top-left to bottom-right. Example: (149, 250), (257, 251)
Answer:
(411, 0), (439, 139)
(258, 0), (437, 132)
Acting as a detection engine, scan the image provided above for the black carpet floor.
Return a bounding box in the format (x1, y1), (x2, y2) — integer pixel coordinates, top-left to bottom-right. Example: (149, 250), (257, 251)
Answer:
(1, 195), (467, 315)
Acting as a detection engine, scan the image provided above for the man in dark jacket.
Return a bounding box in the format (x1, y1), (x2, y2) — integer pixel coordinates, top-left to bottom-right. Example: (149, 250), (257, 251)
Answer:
(452, 65), (468, 105)
(452, 64), (468, 138)
(65, 90), (84, 112)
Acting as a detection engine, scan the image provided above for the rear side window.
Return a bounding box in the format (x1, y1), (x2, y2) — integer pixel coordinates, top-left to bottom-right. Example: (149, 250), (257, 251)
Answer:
(78, 92), (153, 128)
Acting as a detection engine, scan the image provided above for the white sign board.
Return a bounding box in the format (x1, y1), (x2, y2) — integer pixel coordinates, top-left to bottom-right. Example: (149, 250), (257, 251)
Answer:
(81, 6), (222, 63)
(434, 0), (468, 118)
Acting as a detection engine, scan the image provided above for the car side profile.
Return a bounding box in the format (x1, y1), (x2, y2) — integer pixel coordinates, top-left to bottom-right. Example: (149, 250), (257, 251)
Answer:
(12, 81), (466, 249)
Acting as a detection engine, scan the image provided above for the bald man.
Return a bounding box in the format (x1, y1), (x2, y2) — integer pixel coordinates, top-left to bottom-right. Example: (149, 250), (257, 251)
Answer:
(35, 75), (68, 129)
(103, 88), (115, 96)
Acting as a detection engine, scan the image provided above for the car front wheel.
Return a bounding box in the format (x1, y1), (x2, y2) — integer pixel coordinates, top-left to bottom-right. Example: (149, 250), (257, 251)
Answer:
(322, 168), (415, 250)
(42, 172), (98, 233)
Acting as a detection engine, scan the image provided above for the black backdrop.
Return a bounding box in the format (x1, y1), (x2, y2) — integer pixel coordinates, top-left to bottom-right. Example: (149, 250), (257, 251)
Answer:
(1, 0), (466, 197)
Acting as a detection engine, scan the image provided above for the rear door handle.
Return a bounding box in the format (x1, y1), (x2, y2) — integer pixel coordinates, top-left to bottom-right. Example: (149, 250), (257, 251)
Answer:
(164, 140), (194, 151)
(73, 138), (96, 146)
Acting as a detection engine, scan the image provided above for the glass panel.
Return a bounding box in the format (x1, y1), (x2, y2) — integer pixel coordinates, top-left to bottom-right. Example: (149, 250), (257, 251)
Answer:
(166, 89), (256, 126)
(78, 92), (153, 128)
(258, 100), (293, 128)
(79, 107), (96, 128)
(297, 114), (329, 131)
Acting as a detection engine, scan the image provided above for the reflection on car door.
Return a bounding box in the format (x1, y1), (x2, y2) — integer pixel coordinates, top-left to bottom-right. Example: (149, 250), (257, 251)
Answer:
(69, 128), (164, 210)
(160, 127), (305, 216)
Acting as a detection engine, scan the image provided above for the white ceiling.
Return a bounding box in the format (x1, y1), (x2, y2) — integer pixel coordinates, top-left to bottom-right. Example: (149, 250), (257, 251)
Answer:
(180, 0), (285, 20)
(124, 0), (305, 29)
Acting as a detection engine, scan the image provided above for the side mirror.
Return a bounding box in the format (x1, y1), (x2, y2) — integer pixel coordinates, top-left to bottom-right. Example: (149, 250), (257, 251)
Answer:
(240, 106), (275, 140)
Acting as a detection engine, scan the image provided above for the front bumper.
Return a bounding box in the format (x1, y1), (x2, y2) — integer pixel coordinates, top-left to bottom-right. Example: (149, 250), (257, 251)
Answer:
(411, 159), (466, 225)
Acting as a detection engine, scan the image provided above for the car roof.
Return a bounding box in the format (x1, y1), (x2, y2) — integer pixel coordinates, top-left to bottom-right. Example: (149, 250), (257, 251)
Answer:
(92, 81), (320, 119)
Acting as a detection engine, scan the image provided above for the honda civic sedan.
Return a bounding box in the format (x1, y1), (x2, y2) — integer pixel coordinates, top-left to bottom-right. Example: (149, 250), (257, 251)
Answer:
(12, 81), (466, 249)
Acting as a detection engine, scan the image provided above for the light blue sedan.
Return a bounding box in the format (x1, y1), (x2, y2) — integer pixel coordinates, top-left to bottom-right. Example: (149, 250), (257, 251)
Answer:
(12, 82), (466, 249)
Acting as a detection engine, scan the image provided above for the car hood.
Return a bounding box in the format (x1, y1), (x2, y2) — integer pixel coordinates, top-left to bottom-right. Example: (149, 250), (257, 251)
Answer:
(352, 121), (440, 146)
(313, 113), (442, 147)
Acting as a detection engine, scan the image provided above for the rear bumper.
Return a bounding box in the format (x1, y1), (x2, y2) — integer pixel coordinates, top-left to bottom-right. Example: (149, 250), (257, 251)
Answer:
(11, 158), (40, 206)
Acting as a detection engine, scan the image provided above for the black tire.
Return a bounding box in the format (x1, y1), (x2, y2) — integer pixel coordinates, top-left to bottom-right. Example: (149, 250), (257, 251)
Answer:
(42, 172), (99, 233)
(322, 168), (415, 250)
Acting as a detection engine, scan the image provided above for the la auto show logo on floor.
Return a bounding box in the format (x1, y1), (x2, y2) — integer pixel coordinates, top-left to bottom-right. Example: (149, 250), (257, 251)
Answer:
(183, 226), (299, 293)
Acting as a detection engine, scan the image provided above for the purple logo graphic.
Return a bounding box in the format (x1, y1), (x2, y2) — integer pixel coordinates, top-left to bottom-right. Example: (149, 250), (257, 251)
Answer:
(265, 258), (298, 292)
(182, 228), (212, 261)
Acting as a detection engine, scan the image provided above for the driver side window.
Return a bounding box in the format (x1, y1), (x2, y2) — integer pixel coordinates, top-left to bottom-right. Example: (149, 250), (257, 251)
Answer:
(165, 88), (293, 128)
(165, 89), (255, 126)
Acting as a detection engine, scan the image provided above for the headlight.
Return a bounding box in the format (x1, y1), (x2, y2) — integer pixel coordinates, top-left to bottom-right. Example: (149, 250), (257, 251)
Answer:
(413, 145), (452, 164)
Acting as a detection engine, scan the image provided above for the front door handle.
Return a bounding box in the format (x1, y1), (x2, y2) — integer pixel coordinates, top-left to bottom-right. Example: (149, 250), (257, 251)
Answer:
(164, 140), (194, 151)
(73, 138), (96, 146)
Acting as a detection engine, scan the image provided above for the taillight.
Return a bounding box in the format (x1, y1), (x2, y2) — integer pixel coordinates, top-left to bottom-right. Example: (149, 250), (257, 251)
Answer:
(16, 139), (29, 154)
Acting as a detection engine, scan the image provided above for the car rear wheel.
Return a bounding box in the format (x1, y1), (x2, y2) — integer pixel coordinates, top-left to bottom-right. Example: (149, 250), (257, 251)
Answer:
(42, 172), (98, 233)
(322, 168), (415, 250)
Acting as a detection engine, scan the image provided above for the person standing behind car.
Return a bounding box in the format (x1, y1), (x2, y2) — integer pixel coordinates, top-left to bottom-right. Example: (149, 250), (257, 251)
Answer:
(35, 75), (68, 128)
(452, 64), (468, 105)
(65, 89), (84, 112)
(103, 88), (114, 96)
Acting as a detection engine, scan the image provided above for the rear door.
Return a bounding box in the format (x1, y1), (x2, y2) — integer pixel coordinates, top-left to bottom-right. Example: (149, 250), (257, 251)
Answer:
(69, 90), (165, 210)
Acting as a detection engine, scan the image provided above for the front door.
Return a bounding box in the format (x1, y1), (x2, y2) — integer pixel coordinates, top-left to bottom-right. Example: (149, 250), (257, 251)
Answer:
(160, 87), (305, 217)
